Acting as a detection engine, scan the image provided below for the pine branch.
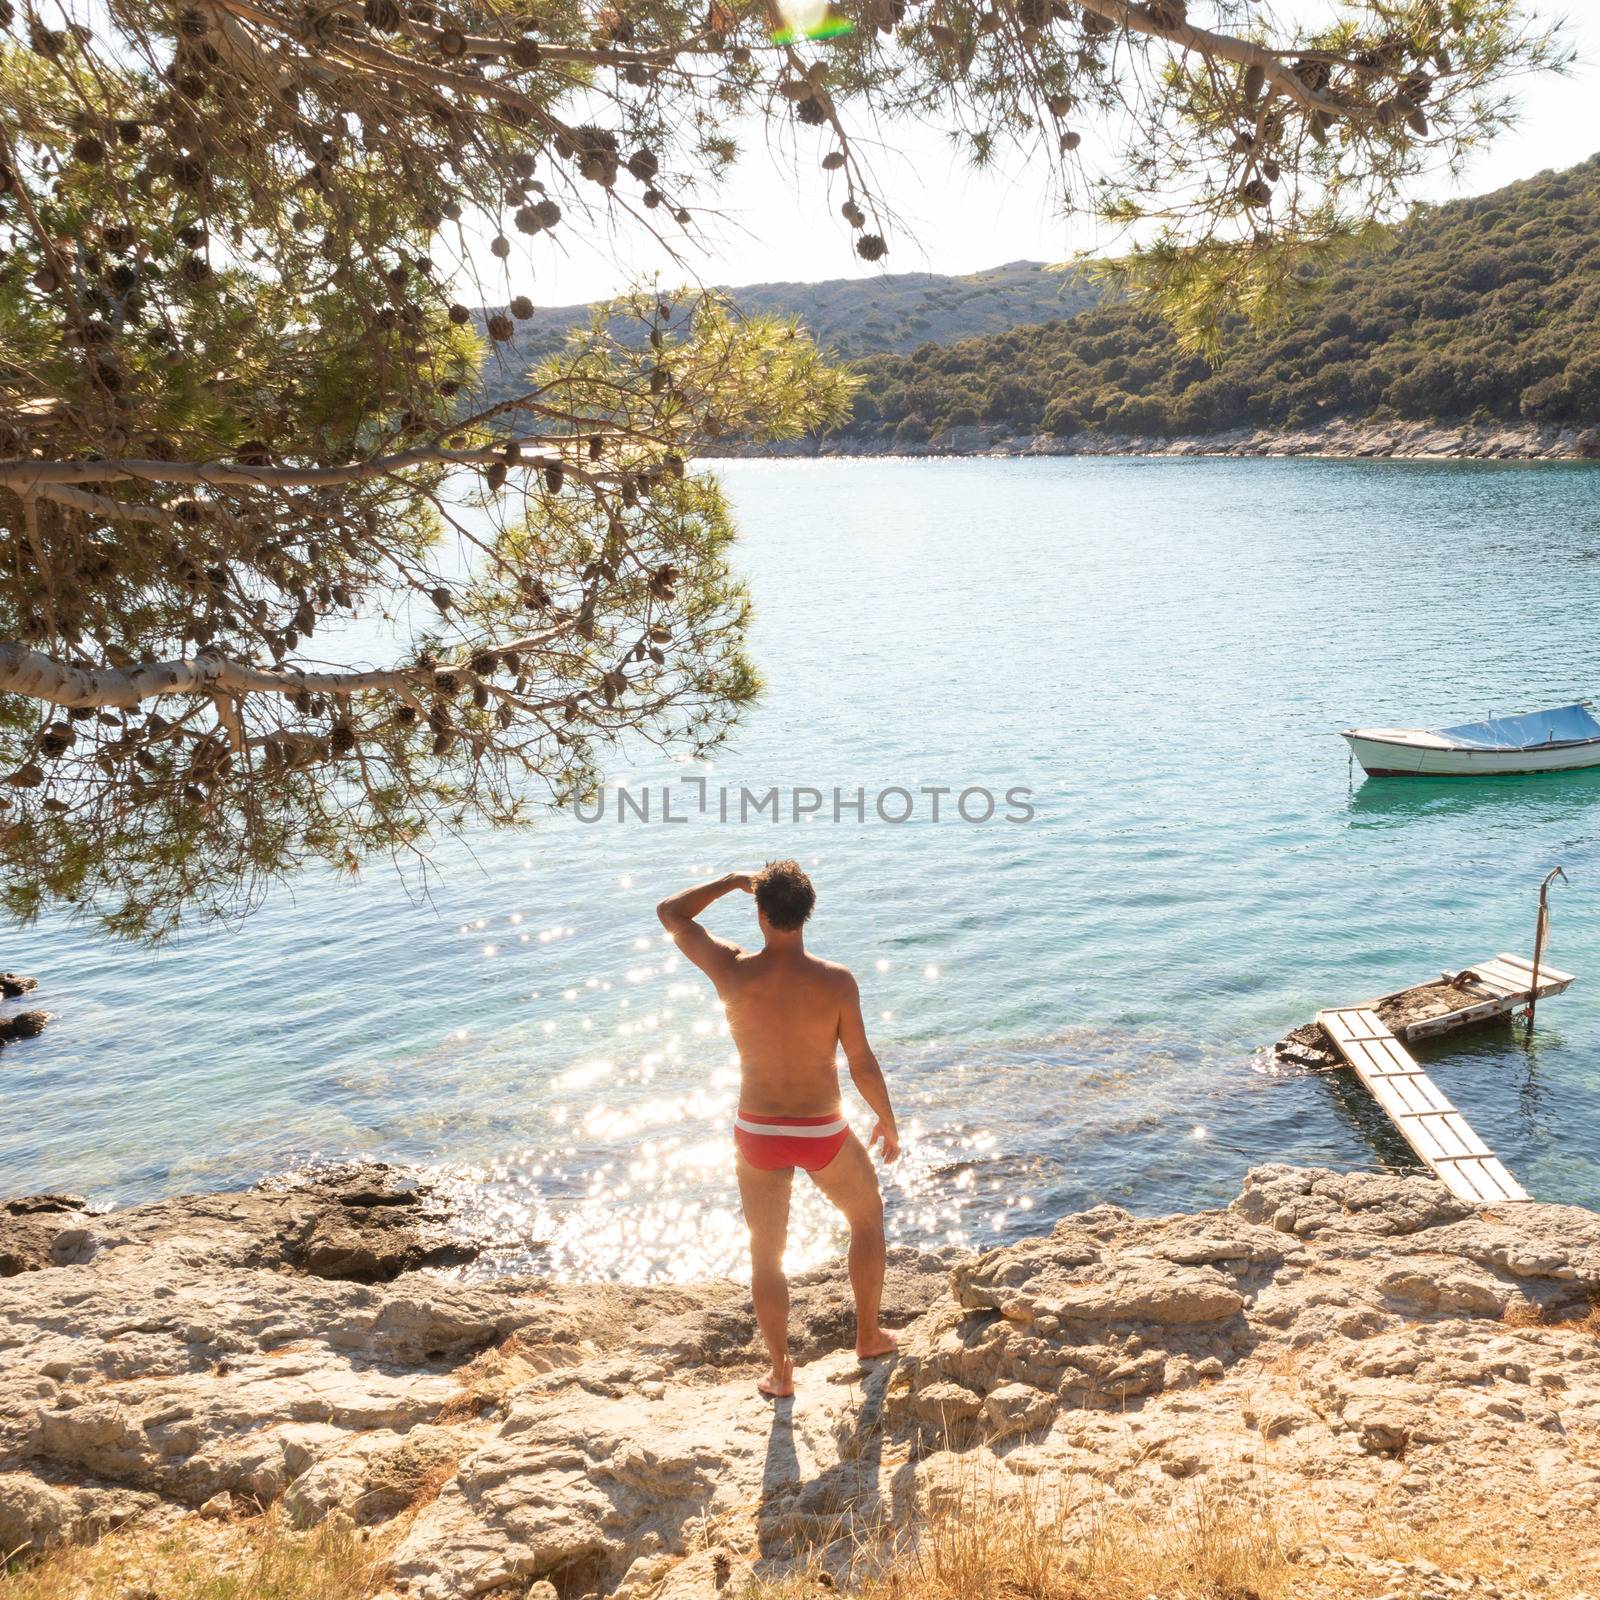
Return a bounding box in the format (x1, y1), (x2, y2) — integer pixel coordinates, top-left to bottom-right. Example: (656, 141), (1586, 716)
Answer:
(0, 625), (576, 710)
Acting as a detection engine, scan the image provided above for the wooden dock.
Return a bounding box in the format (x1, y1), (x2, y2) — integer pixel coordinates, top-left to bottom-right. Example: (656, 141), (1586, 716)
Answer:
(1277, 952), (1576, 1071)
(1405, 952), (1576, 1040)
(1318, 1002), (1532, 1207)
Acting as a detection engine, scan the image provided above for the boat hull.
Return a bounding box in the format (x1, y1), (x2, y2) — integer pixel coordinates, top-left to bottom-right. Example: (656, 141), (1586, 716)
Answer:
(1343, 730), (1600, 777)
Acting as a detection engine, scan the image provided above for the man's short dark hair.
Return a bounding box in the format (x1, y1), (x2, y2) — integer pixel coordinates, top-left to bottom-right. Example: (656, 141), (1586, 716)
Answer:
(755, 859), (815, 931)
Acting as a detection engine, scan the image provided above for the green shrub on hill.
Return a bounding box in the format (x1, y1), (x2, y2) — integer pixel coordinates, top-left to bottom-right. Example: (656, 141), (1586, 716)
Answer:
(840, 157), (1600, 444)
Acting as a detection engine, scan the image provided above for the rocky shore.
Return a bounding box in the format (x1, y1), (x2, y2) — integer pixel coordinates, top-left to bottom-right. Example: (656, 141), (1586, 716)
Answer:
(0, 971), (47, 1052)
(3, 1164), (1600, 1598)
(721, 417), (1600, 463)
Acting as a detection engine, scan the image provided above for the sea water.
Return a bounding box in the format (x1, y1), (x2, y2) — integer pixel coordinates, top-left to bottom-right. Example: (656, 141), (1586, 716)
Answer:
(5, 455), (1600, 1278)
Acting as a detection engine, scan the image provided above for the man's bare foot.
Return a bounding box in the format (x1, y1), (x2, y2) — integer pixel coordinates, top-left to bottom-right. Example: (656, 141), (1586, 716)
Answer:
(856, 1329), (898, 1361)
(758, 1360), (794, 1398)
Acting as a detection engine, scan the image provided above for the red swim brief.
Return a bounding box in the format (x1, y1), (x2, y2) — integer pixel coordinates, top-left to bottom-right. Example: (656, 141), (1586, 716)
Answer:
(734, 1110), (849, 1172)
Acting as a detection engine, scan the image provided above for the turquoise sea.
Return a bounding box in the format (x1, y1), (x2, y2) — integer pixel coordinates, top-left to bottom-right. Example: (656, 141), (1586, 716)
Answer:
(5, 456), (1600, 1279)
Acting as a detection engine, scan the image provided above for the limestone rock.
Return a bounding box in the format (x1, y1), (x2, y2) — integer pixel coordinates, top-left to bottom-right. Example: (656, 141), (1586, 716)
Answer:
(0, 1009), (49, 1044)
(758, 418), (1598, 465)
(980, 1381), (1055, 1439)
(1378, 1265), (1512, 1316)
(80, 1164), (484, 1282)
(0, 1472), (159, 1552)
(284, 1423), (466, 1527)
(284, 1202), (477, 1282)
(5, 1163), (1600, 1597)
(0, 1194), (94, 1277)
(901, 1378), (987, 1429)
(647, 1548), (754, 1600)
(1230, 1164), (1475, 1237)
(4, 1194), (88, 1216)
(1, 1215), (61, 1277)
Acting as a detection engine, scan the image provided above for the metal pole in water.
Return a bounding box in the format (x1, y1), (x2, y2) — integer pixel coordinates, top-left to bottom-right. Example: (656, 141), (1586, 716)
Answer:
(1526, 865), (1568, 1034)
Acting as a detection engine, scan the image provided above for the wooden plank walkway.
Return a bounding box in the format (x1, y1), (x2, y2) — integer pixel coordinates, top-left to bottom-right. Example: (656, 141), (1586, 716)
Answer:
(1457, 951), (1575, 1001)
(1317, 1005), (1530, 1207)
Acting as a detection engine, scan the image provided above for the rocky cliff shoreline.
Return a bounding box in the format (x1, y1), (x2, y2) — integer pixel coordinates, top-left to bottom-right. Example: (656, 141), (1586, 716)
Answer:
(3, 1164), (1599, 1598)
(720, 417), (1600, 464)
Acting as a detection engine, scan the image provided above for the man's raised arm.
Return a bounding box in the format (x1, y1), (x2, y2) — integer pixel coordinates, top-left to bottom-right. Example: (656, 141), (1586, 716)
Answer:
(838, 972), (899, 1162)
(655, 871), (752, 982)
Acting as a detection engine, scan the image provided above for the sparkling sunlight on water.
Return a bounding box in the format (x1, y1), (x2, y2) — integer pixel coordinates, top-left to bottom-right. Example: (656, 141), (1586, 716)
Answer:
(7, 457), (1600, 1279)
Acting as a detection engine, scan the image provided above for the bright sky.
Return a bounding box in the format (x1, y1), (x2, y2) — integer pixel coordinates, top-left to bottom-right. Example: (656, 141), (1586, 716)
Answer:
(480, 7), (1600, 306)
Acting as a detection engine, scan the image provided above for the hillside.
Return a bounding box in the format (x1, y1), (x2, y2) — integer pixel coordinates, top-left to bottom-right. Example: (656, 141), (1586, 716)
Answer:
(474, 259), (1103, 401)
(837, 155), (1600, 447)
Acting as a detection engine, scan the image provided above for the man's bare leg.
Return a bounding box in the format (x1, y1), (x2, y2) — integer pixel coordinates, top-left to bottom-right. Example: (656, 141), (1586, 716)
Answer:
(808, 1133), (897, 1360)
(736, 1152), (795, 1396)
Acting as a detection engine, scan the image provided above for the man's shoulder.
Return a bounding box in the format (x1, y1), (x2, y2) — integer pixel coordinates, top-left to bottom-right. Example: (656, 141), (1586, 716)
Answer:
(805, 952), (858, 987)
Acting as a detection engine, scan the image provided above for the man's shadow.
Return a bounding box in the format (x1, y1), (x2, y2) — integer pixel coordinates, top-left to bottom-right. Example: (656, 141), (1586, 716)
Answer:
(756, 1357), (910, 1563)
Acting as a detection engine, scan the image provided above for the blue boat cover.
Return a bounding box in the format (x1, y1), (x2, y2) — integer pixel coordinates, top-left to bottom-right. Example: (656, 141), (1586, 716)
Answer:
(1437, 703), (1600, 750)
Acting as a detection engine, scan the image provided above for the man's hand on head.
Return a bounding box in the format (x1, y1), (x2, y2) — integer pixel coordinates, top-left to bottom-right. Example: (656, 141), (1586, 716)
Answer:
(729, 872), (756, 894)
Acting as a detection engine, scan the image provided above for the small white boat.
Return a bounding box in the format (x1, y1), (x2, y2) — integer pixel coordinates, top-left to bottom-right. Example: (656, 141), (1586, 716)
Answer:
(1342, 703), (1600, 777)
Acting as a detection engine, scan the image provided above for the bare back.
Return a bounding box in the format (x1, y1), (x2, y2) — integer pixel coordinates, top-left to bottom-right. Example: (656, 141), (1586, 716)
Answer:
(656, 870), (888, 1137)
(717, 948), (852, 1116)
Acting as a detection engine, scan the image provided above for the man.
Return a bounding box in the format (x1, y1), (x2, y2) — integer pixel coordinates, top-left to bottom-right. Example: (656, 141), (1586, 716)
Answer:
(656, 860), (900, 1398)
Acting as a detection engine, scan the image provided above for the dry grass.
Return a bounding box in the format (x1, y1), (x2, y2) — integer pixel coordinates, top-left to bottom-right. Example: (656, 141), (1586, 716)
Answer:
(910, 1489), (1292, 1600)
(1358, 1500), (1600, 1594)
(753, 1475), (1303, 1600)
(0, 1508), (395, 1600)
(1503, 1285), (1600, 1336)
(746, 1460), (1600, 1600)
(403, 1454), (461, 1515)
